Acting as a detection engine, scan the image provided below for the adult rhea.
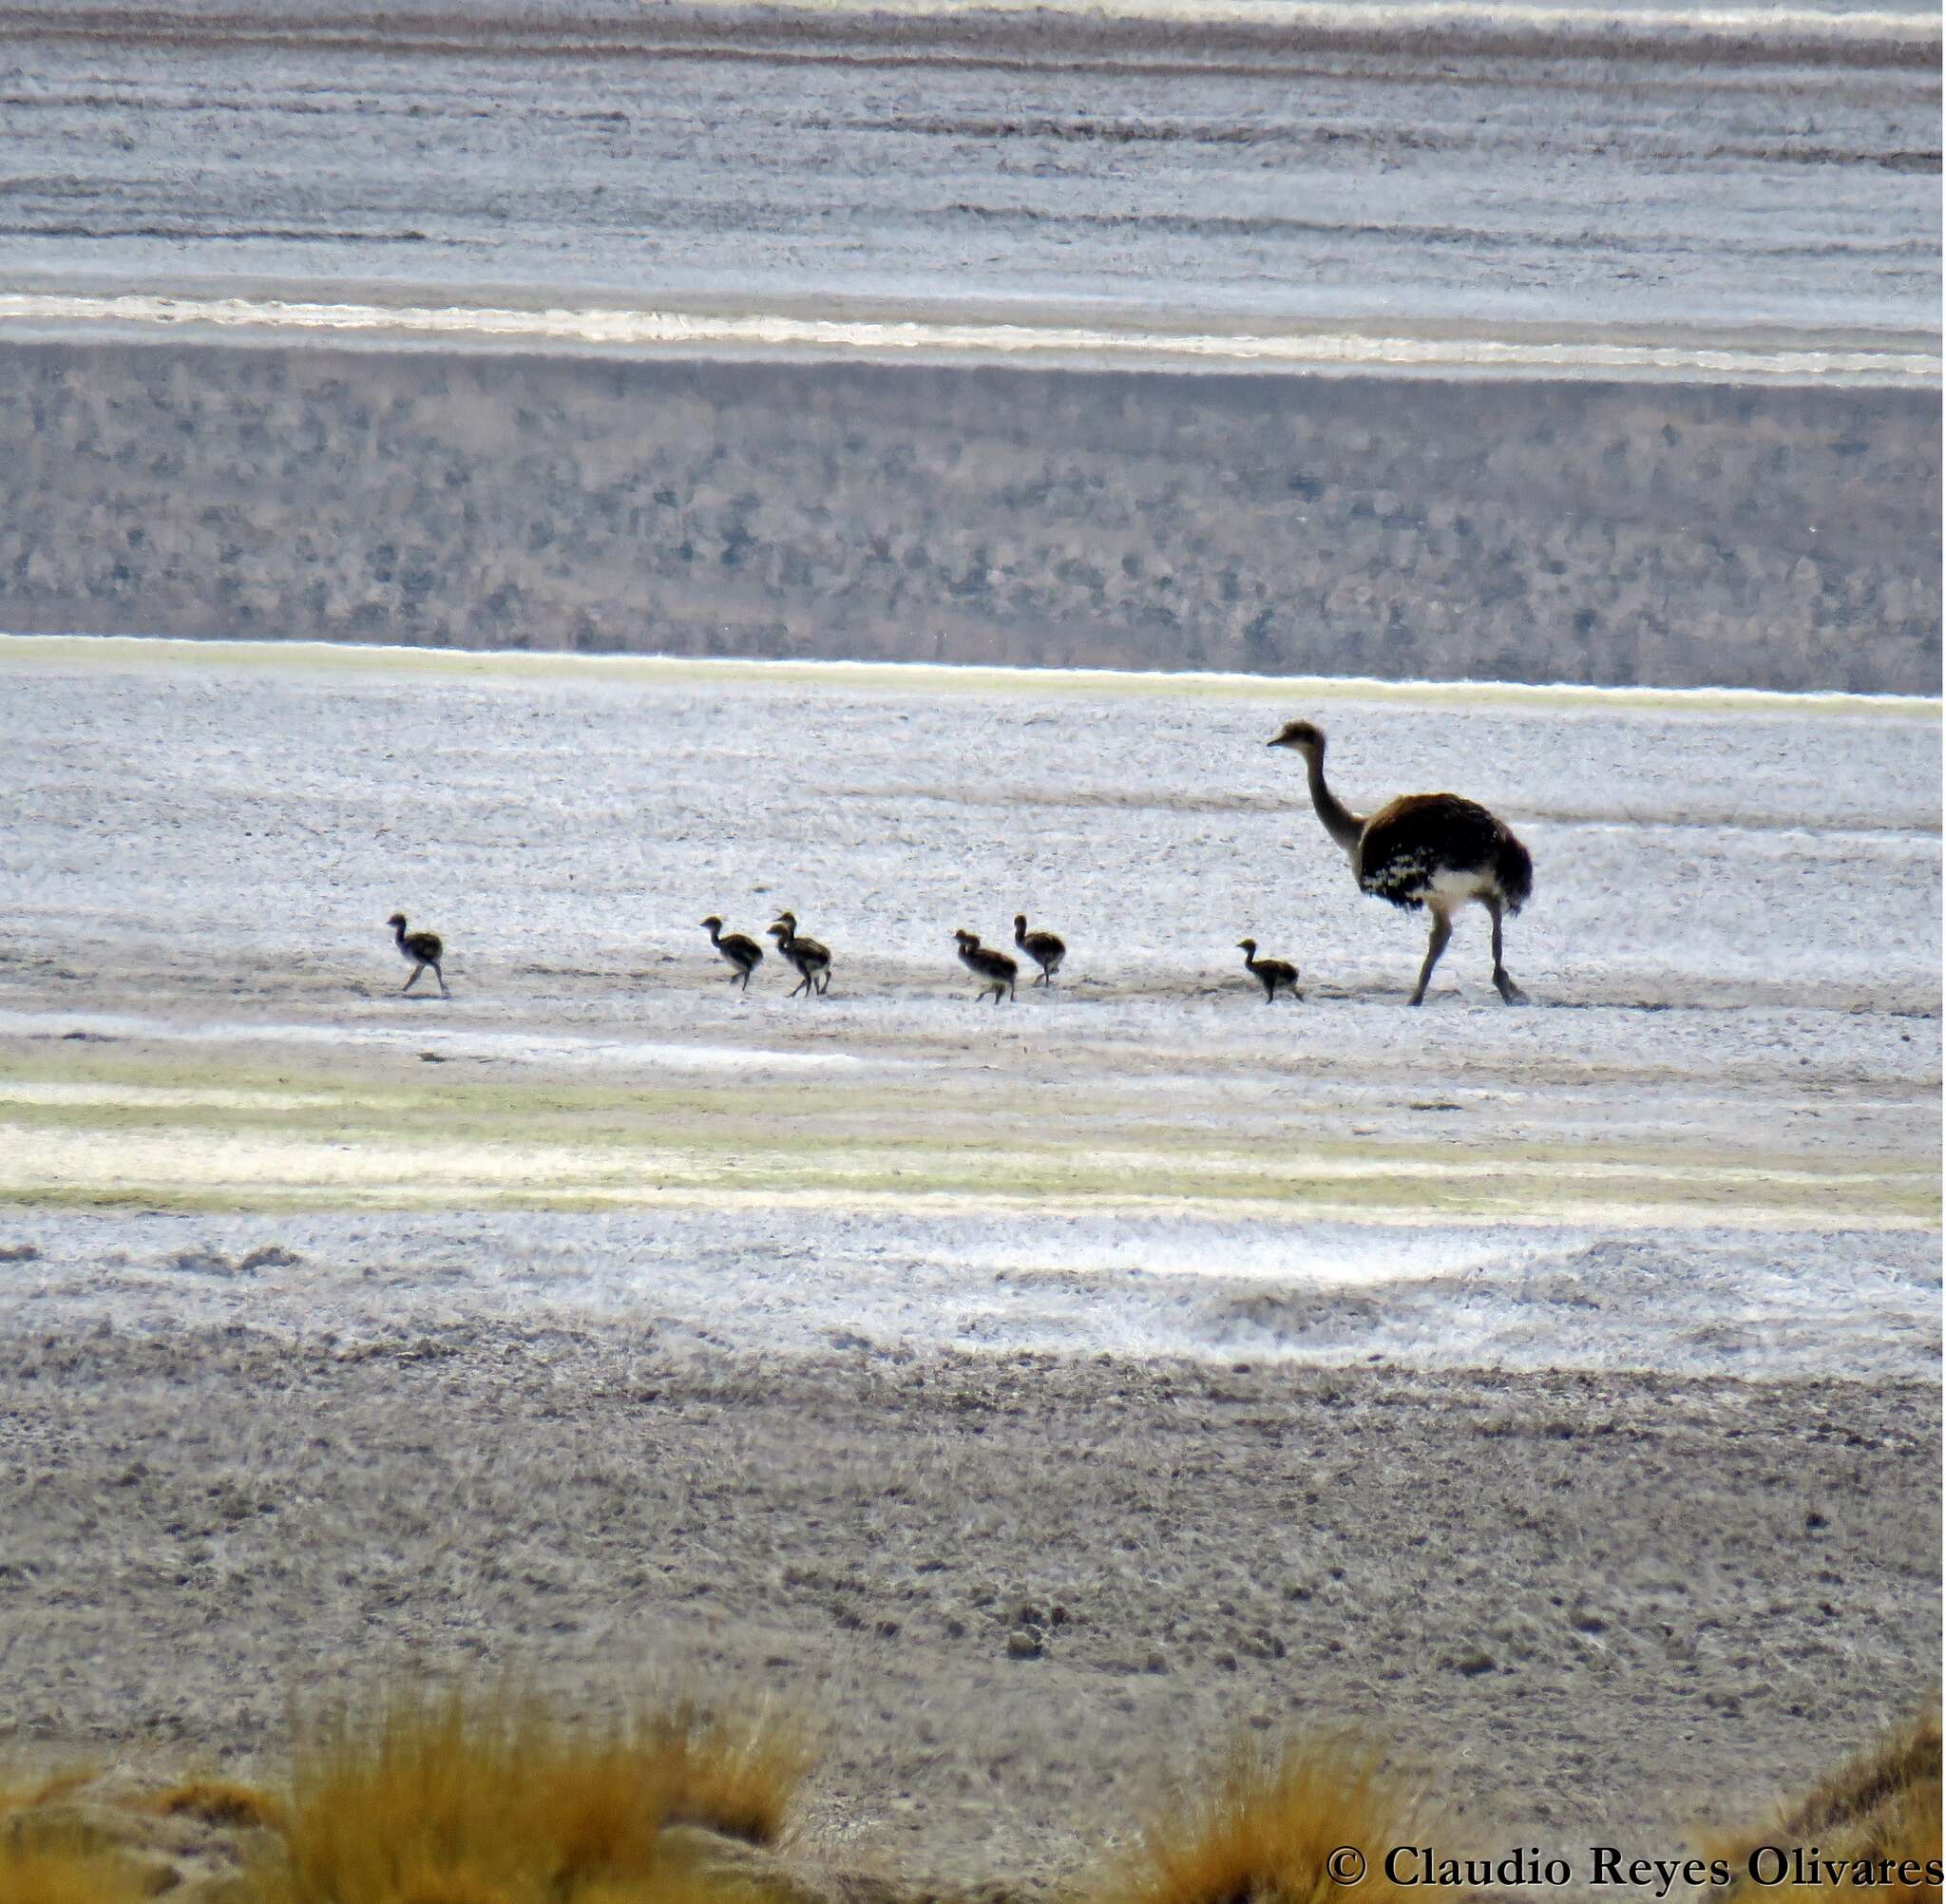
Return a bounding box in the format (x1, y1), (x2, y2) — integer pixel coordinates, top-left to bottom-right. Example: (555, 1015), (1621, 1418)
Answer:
(1268, 720), (1532, 1005)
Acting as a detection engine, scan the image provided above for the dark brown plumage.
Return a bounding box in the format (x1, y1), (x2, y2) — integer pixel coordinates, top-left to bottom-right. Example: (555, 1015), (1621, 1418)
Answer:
(1013, 914), (1066, 986)
(768, 912), (831, 998)
(1268, 719), (1533, 1005)
(701, 915), (764, 990)
(387, 911), (448, 997)
(955, 930), (1017, 1003)
(1354, 792), (1535, 918)
(1237, 938), (1302, 1002)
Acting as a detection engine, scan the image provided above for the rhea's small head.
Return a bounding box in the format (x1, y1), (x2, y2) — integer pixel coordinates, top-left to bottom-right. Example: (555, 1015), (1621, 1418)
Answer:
(1268, 719), (1325, 754)
(772, 910), (797, 930)
(388, 912), (408, 930)
(767, 922), (790, 942)
(1014, 914), (1029, 934)
(955, 929), (978, 948)
(1237, 938), (1257, 956)
(700, 915), (723, 931)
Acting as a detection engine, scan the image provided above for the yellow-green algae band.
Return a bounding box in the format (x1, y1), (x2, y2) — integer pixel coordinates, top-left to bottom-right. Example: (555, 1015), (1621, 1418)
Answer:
(1, 633), (1937, 722)
(4, 1050), (1935, 1228)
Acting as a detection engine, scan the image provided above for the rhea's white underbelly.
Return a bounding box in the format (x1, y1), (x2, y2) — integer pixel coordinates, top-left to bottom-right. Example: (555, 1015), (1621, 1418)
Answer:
(1421, 866), (1497, 907)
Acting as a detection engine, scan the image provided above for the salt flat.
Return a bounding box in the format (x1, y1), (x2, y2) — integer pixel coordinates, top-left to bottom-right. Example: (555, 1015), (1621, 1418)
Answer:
(1, 635), (1936, 1377)
(3, 0), (1936, 337)
(0, 635), (1937, 1881)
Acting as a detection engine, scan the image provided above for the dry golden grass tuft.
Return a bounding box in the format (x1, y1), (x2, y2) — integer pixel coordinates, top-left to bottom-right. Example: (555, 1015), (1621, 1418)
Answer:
(1085, 1735), (1445, 1904)
(246, 1682), (809, 1904)
(150, 1775), (288, 1833)
(0, 1764), (95, 1814)
(1705, 1707), (1942, 1904)
(639, 1700), (814, 1848)
(0, 1838), (159, 1904)
(1, 1766), (155, 1904)
(0, 1800), (158, 1904)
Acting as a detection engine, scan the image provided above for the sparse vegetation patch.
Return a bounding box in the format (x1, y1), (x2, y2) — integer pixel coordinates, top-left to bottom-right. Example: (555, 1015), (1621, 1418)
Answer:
(1087, 1736), (1444, 1904)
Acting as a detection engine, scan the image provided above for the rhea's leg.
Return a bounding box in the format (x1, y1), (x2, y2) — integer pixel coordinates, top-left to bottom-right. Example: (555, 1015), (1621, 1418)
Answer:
(403, 962), (423, 993)
(740, 966), (753, 991)
(1487, 898), (1526, 1004)
(1409, 909), (1453, 1006)
(432, 960), (449, 997)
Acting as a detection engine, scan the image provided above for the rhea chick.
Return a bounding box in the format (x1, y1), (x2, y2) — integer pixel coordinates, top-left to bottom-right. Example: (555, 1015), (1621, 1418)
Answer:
(954, 930), (1018, 1004)
(1269, 719), (1533, 1006)
(1013, 915), (1066, 986)
(701, 916), (764, 991)
(387, 912), (448, 997)
(768, 912), (832, 998)
(1237, 939), (1302, 1003)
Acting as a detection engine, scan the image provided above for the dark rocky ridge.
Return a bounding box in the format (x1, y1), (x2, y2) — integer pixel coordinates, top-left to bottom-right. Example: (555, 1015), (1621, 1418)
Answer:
(4, 338), (1937, 693)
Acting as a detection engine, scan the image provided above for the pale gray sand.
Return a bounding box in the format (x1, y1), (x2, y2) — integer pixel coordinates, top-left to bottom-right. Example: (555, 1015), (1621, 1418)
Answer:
(5, 1209), (1939, 1380)
(0, 1317), (1936, 1894)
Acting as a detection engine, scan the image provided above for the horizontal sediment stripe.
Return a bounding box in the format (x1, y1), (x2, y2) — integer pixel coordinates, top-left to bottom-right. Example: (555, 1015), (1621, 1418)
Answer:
(7, 1128), (1935, 1227)
(1, 634), (1936, 720)
(3, 0), (1936, 69)
(0, 293), (1936, 389)
(2, 1057), (1936, 1228)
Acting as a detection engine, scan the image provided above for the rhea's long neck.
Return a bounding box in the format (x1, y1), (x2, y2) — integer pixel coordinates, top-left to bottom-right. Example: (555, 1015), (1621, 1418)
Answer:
(1306, 752), (1365, 855)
